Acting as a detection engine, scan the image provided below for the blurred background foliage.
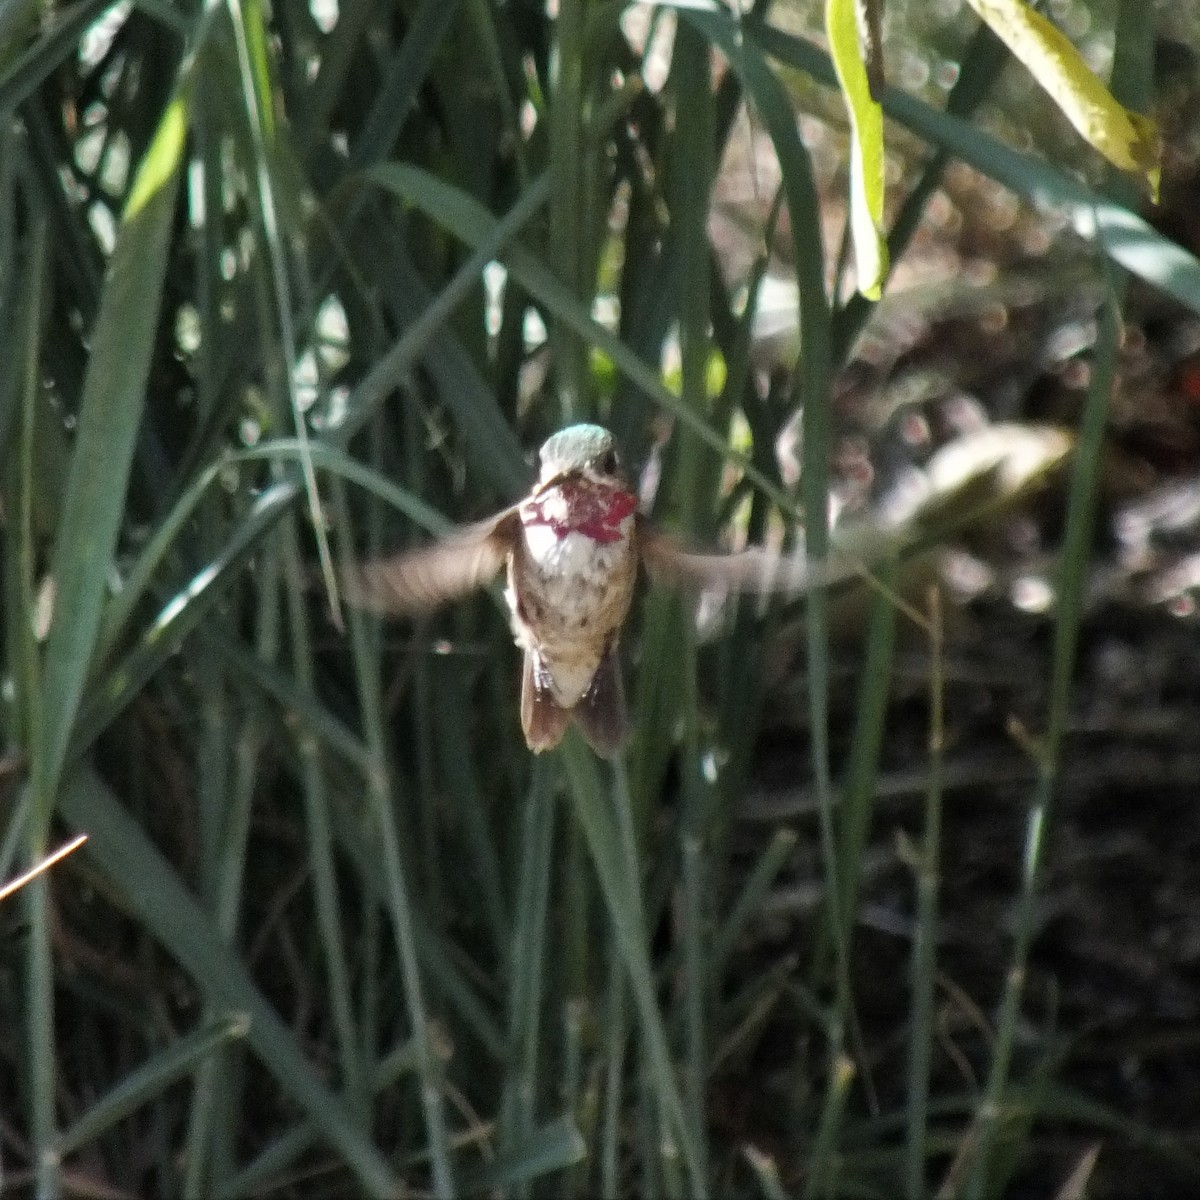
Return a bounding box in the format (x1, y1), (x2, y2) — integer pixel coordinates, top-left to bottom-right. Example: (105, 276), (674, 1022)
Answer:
(3, 0), (1200, 1194)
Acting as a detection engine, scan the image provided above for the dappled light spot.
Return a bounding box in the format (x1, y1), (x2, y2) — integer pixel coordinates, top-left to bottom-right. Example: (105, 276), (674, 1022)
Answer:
(310, 0), (337, 31)
(87, 202), (116, 253)
(1011, 574), (1054, 613)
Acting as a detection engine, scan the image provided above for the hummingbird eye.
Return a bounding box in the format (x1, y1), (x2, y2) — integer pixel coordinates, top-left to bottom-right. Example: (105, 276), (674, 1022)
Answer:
(598, 448), (619, 474)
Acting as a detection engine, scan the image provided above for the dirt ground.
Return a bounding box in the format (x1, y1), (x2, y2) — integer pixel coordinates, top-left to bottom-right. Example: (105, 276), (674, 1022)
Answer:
(709, 131), (1200, 1190)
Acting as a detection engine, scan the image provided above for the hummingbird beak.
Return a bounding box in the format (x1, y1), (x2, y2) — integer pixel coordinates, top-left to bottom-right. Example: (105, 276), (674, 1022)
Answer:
(535, 469), (573, 492)
(537, 460), (629, 491)
(538, 465), (595, 490)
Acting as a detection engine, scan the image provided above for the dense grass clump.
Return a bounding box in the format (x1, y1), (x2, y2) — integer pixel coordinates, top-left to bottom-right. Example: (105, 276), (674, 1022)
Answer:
(2, 0), (1199, 1195)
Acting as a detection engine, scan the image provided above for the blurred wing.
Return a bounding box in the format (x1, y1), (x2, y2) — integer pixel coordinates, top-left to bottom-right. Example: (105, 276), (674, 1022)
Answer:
(638, 519), (872, 597)
(345, 508), (520, 614)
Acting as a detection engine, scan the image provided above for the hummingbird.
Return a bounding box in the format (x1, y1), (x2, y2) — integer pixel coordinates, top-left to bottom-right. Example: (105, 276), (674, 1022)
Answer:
(346, 423), (845, 756)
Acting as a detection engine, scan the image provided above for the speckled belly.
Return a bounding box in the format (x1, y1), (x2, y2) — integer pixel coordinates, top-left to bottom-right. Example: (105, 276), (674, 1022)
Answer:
(506, 522), (636, 707)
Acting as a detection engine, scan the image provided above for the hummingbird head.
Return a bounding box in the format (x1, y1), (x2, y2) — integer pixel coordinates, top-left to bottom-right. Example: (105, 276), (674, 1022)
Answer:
(537, 424), (624, 487)
(526, 424), (637, 546)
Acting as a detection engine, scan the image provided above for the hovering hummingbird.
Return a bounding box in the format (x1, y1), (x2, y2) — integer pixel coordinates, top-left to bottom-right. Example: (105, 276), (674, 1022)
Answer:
(347, 424), (844, 756)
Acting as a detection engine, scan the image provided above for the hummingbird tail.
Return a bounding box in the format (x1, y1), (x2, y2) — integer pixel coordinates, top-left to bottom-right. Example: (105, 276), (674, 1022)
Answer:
(571, 644), (627, 758)
(521, 651), (571, 753)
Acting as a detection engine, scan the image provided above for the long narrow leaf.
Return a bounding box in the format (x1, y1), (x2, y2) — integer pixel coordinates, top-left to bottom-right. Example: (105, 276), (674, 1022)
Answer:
(73, 180), (550, 753)
(36, 94), (187, 812)
(752, 21), (1200, 314)
(57, 767), (403, 1198)
(826, 0), (888, 298)
(964, 0), (1159, 191)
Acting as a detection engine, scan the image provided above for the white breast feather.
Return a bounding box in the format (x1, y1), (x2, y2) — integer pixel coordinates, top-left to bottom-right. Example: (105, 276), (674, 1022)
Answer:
(512, 515), (635, 707)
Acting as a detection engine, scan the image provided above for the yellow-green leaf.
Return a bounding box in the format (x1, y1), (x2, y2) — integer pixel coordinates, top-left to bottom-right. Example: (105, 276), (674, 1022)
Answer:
(238, 0), (277, 141)
(826, 0), (888, 299)
(965, 0), (1160, 197)
(123, 96), (188, 220)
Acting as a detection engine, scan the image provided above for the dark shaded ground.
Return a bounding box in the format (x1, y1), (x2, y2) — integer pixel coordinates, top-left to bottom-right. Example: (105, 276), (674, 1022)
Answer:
(733, 610), (1200, 1194)
(709, 188), (1200, 1190)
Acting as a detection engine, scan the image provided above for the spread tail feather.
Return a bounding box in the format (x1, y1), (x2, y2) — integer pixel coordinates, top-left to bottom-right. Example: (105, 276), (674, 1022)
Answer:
(571, 644), (627, 758)
(520, 646), (627, 757)
(521, 651), (571, 753)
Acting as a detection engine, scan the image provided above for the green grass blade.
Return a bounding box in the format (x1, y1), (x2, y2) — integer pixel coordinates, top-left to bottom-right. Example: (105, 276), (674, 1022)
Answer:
(334, 489), (456, 1198)
(826, 0), (888, 298)
(73, 179), (548, 751)
(348, 0), (464, 168)
(432, 663), (511, 956)
(214, 1037), (426, 1198)
(743, 1145), (791, 1200)
(905, 590), (946, 1198)
(35, 92), (187, 812)
(57, 767), (403, 1198)
(834, 22), (1009, 355)
(989, 372), (1119, 1190)
(710, 828), (799, 978)
(499, 761), (557, 1162)
(599, 953), (628, 1199)
(0, 0), (113, 112)
(180, 510), (245, 1192)
(224, 0), (341, 620)
(362, 225), (528, 496)
(10, 212), (55, 1198)
(968, 284), (1122, 1198)
(834, 562), (898, 936)
(668, 27), (715, 1185)
(546, 0), (587, 422)
(560, 743), (706, 1193)
(200, 627), (373, 773)
(461, 1116), (587, 1192)
(358, 164), (797, 514)
(281, 516), (364, 1109)
(57, 1015), (250, 1157)
(753, 21), (1200, 314)
(804, 1053), (855, 1198)
(93, 456), (225, 666)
